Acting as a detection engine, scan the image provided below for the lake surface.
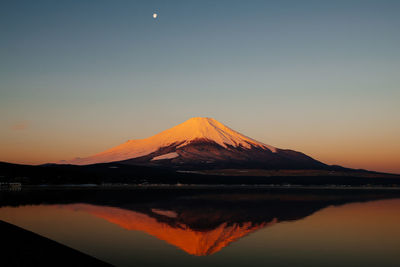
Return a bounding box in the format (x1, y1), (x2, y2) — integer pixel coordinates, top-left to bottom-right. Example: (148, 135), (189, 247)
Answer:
(1, 188), (400, 267)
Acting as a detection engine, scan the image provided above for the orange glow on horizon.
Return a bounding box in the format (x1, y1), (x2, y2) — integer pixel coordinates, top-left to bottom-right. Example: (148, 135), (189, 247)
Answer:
(1, 117), (399, 174)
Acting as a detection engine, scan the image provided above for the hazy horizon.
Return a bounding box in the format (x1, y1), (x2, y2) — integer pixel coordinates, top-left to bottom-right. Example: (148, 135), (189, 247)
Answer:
(1, 0), (399, 173)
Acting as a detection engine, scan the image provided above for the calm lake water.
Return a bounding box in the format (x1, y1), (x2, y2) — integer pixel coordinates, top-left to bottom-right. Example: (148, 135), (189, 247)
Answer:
(1, 188), (400, 267)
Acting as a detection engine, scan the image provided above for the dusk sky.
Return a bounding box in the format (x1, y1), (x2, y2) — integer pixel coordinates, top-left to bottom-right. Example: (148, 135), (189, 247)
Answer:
(1, 0), (399, 173)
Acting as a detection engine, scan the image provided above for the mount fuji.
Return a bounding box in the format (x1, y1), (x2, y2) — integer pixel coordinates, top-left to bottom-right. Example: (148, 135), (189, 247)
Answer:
(2, 117), (399, 185)
(63, 117), (327, 170)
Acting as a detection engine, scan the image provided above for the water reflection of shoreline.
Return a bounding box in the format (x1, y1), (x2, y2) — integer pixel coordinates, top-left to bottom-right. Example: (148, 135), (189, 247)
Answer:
(54, 191), (398, 256)
(1, 189), (400, 256)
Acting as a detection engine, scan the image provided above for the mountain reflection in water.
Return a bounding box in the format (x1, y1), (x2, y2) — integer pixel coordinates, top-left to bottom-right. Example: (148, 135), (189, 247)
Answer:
(61, 203), (275, 256)
(2, 188), (399, 259)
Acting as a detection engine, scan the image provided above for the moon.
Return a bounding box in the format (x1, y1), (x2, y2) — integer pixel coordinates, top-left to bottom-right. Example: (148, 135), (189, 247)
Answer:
(153, 13), (158, 19)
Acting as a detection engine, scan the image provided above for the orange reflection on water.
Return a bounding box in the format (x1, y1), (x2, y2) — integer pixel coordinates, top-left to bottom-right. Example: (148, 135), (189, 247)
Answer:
(62, 204), (275, 256)
(1, 196), (400, 266)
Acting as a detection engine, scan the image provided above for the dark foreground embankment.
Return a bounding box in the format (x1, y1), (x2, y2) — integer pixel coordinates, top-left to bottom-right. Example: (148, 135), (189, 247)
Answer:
(0, 220), (112, 266)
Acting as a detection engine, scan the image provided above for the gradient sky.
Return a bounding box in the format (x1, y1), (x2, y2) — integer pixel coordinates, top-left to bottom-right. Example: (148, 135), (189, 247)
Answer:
(1, 0), (399, 173)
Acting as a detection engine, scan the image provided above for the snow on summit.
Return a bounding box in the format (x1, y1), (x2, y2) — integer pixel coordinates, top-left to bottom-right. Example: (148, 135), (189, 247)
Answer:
(63, 117), (277, 165)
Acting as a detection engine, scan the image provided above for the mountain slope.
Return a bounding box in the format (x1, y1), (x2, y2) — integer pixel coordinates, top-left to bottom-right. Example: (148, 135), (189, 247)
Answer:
(62, 117), (326, 170)
(63, 117), (276, 165)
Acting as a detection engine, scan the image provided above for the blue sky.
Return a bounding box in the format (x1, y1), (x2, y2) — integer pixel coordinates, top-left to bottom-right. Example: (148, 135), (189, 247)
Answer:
(1, 0), (399, 172)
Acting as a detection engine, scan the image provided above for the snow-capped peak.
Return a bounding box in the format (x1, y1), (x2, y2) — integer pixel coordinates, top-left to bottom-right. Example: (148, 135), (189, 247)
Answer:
(63, 117), (277, 165)
(163, 117), (275, 150)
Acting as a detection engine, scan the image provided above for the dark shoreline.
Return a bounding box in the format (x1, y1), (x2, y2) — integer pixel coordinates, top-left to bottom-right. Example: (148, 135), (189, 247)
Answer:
(0, 220), (112, 266)
(15, 184), (400, 191)
(2, 161), (400, 187)
(2, 186), (400, 211)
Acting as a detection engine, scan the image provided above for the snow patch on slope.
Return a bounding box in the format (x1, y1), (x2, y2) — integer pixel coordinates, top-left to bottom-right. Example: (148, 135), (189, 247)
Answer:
(151, 208), (178, 218)
(151, 152), (179, 161)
